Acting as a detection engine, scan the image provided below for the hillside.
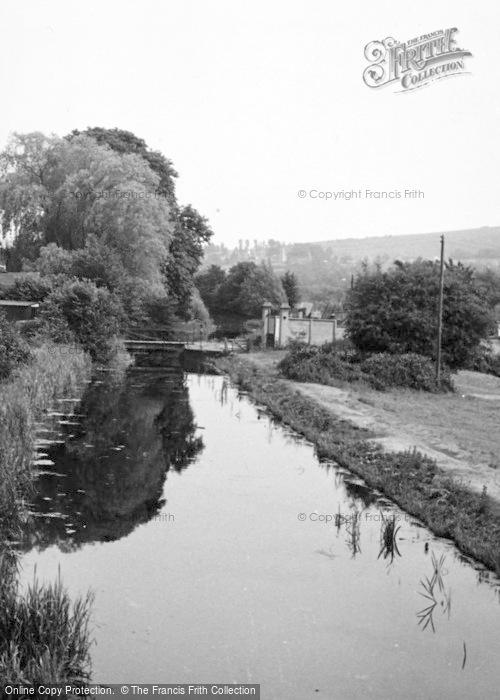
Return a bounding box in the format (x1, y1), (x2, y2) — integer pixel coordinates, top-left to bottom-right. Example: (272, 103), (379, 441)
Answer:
(312, 226), (500, 263)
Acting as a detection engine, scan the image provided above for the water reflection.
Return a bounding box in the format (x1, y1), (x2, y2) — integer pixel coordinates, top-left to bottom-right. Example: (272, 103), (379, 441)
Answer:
(23, 370), (204, 552)
(378, 513), (402, 564)
(417, 551), (452, 633)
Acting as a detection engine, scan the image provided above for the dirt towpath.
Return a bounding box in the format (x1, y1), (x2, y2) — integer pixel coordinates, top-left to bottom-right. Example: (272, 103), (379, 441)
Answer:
(235, 352), (500, 508)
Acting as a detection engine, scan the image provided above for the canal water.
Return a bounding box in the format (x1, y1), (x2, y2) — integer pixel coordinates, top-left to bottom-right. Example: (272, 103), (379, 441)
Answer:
(19, 369), (500, 699)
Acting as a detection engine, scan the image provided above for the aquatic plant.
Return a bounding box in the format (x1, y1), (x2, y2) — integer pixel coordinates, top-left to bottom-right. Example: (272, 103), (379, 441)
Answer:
(378, 512), (402, 563)
(345, 510), (362, 558)
(0, 572), (94, 684)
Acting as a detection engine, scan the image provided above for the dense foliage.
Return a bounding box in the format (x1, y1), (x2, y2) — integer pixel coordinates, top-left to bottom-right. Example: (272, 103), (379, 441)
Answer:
(196, 261), (286, 317)
(0, 128), (213, 330)
(345, 260), (494, 369)
(40, 279), (123, 363)
(70, 128), (213, 314)
(0, 311), (32, 379)
(278, 341), (454, 393)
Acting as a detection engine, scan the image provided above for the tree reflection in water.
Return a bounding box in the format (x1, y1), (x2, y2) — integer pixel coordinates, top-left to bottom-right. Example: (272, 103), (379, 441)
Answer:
(22, 369), (204, 552)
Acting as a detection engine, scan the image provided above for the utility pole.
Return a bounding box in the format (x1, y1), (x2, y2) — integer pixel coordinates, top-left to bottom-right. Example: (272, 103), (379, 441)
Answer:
(436, 235), (445, 386)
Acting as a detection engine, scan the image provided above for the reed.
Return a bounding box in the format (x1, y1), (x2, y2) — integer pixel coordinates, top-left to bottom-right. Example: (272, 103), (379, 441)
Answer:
(378, 512), (401, 563)
(0, 343), (91, 527)
(0, 343), (94, 685)
(0, 572), (94, 684)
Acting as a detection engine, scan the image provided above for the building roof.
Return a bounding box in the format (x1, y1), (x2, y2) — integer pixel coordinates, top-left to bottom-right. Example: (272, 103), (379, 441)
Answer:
(0, 300), (39, 307)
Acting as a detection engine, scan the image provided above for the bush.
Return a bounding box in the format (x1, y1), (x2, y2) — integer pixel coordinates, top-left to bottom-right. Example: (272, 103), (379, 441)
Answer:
(0, 276), (53, 302)
(0, 312), (33, 380)
(464, 345), (500, 377)
(40, 279), (124, 363)
(278, 341), (367, 386)
(278, 341), (454, 392)
(359, 353), (454, 392)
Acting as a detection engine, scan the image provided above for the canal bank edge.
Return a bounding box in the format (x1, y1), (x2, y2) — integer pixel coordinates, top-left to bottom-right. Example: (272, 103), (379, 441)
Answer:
(215, 353), (500, 575)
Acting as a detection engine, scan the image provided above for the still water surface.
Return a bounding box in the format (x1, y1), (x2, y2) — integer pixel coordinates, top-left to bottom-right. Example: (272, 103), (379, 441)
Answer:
(20, 370), (500, 699)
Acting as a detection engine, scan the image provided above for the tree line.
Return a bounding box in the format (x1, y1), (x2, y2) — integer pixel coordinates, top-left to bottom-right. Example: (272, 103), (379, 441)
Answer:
(195, 262), (300, 318)
(0, 128), (214, 362)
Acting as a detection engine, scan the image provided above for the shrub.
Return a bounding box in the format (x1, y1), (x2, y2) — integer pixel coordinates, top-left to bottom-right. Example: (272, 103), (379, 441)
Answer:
(464, 345), (500, 377)
(40, 279), (124, 363)
(278, 341), (367, 385)
(0, 312), (32, 380)
(359, 353), (454, 392)
(278, 341), (454, 392)
(0, 276), (53, 302)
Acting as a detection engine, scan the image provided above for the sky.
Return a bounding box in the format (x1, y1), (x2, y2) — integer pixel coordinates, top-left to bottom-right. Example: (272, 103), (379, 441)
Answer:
(0, 0), (498, 248)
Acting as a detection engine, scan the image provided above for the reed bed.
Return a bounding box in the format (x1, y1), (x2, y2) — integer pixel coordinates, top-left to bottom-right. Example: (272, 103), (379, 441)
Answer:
(0, 343), (91, 532)
(0, 572), (94, 684)
(0, 343), (94, 684)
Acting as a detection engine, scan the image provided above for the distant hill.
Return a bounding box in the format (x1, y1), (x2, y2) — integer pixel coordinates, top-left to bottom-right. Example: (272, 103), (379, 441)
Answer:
(312, 226), (500, 263)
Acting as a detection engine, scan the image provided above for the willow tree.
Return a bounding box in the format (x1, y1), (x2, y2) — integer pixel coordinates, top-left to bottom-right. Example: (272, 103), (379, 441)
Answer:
(0, 132), (173, 292)
(70, 128), (213, 313)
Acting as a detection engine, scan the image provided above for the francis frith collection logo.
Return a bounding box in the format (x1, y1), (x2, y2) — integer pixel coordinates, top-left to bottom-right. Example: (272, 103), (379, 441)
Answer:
(363, 28), (472, 92)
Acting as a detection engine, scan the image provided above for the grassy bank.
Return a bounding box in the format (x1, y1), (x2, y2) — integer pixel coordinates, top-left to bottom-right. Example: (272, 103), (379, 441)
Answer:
(0, 343), (94, 684)
(0, 343), (91, 534)
(218, 355), (500, 574)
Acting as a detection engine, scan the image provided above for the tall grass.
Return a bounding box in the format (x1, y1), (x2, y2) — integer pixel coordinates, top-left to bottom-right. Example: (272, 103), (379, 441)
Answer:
(0, 343), (94, 684)
(0, 343), (91, 533)
(0, 572), (94, 684)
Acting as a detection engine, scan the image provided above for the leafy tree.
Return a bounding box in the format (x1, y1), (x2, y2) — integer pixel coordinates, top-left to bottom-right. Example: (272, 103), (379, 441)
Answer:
(217, 261), (286, 317)
(71, 128), (212, 311)
(0, 132), (172, 290)
(345, 259), (494, 369)
(195, 265), (227, 313)
(69, 127), (178, 205)
(37, 239), (125, 292)
(163, 205), (213, 314)
(281, 270), (300, 307)
(217, 262), (257, 313)
(475, 268), (500, 314)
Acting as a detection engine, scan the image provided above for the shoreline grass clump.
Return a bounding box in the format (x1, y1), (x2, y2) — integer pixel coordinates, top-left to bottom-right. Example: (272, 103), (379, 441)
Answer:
(218, 355), (500, 574)
(0, 572), (94, 684)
